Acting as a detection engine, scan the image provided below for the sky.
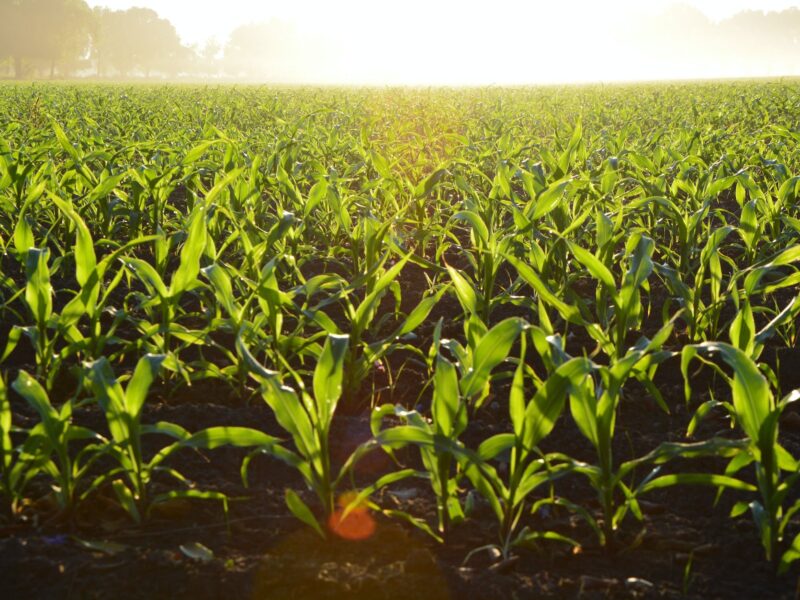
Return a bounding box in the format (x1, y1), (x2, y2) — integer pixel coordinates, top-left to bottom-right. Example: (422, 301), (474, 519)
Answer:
(86, 0), (800, 84)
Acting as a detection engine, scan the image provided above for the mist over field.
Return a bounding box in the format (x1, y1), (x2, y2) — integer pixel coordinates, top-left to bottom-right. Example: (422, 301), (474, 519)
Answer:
(1, 0), (800, 83)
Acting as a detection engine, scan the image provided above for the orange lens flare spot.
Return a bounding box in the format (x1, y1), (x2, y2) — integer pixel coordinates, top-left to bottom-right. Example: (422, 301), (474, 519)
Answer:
(328, 492), (376, 541)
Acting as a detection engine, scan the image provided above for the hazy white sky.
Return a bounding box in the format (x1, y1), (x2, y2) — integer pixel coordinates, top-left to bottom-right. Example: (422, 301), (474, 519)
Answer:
(86, 0), (800, 45)
(86, 1), (800, 83)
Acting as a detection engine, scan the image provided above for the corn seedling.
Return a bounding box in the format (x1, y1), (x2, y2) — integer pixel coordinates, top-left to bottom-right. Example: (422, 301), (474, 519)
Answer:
(682, 342), (800, 570)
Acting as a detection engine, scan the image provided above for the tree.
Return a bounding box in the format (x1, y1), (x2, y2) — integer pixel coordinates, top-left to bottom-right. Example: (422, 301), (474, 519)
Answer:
(93, 7), (187, 78)
(0, 3), (12, 74)
(0, 0), (92, 78)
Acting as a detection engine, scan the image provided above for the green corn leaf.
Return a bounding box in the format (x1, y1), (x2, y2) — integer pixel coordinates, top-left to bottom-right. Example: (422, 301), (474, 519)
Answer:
(509, 358), (526, 437)
(569, 373), (599, 448)
(557, 120), (582, 175)
(353, 254), (410, 331)
(637, 473), (756, 495)
(729, 300), (755, 356)
(182, 139), (224, 166)
(170, 206), (208, 298)
(685, 342), (770, 443)
(304, 179), (328, 216)
(86, 173), (125, 204)
(446, 265), (479, 316)
(285, 489), (325, 538)
(452, 210), (490, 246)
(739, 200), (759, 250)
(507, 255), (581, 324)
(125, 354), (165, 418)
(414, 168), (447, 198)
(525, 357), (593, 450)
(382, 509), (443, 543)
(25, 248), (52, 326)
(531, 178), (569, 221)
(461, 317), (526, 401)
(88, 358), (130, 447)
(625, 235), (654, 290)
(0, 376), (10, 466)
(51, 196), (97, 288)
(13, 215), (34, 257)
(141, 421), (191, 440)
(461, 461), (504, 522)
(376, 425), (437, 449)
(397, 288), (446, 337)
(51, 120), (81, 163)
(477, 433), (516, 461)
(260, 376), (316, 461)
(1, 325), (25, 363)
(201, 263), (237, 318)
(779, 532), (800, 574)
(205, 168), (244, 205)
(112, 479), (141, 524)
(124, 258), (169, 299)
(432, 354), (461, 437)
(514, 529), (580, 549)
(339, 468), (420, 521)
(570, 243), (615, 290)
(12, 371), (60, 442)
(313, 334), (349, 423)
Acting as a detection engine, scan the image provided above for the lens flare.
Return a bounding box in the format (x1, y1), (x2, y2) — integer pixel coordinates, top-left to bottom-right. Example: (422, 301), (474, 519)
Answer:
(327, 491), (376, 541)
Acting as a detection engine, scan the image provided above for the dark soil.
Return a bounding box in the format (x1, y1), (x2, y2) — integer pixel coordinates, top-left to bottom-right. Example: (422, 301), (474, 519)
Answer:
(3, 352), (800, 600)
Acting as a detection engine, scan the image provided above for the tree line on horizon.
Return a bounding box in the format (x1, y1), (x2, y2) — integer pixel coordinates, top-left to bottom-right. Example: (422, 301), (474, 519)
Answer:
(0, 0), (798, 81)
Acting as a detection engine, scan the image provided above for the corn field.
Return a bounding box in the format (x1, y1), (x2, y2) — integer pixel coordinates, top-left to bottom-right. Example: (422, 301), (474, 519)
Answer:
(3, 82), (800, 598)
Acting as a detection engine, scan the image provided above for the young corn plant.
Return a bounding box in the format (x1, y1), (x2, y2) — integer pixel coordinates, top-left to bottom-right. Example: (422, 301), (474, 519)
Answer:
(201, 258), (316, 392)
(309, 252), (444, 408)
(554, 322), (752, 548)
(682, 342), (800, 571)
(240, 333), (374, 537)
(733, 243), (800, 369)
(459, 338), (593, 561)
(440, 263), (529, 410)
(88, 354), (276, 523)
(564, 320), (676, 545)
(445, 209), (515, 322)
(123, 203), (209, 359)
(48, 195), (147, 363)
(367, 320), (529, 541)
(438, 315), (528, 410)
(2, 220), (153, 388)
(128, 165), (184, 238)
(369, 350), (471, 540)
(11, 196), (157, 374)
(0, 374), (48, 518)
(3, 248), (57, 385)
(367, 330), (591, 551)
(656, 225), (736, 342)
(567, 233), (657, 362)
(724, 285), (800, 394)
(11, 371), (107, 518)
